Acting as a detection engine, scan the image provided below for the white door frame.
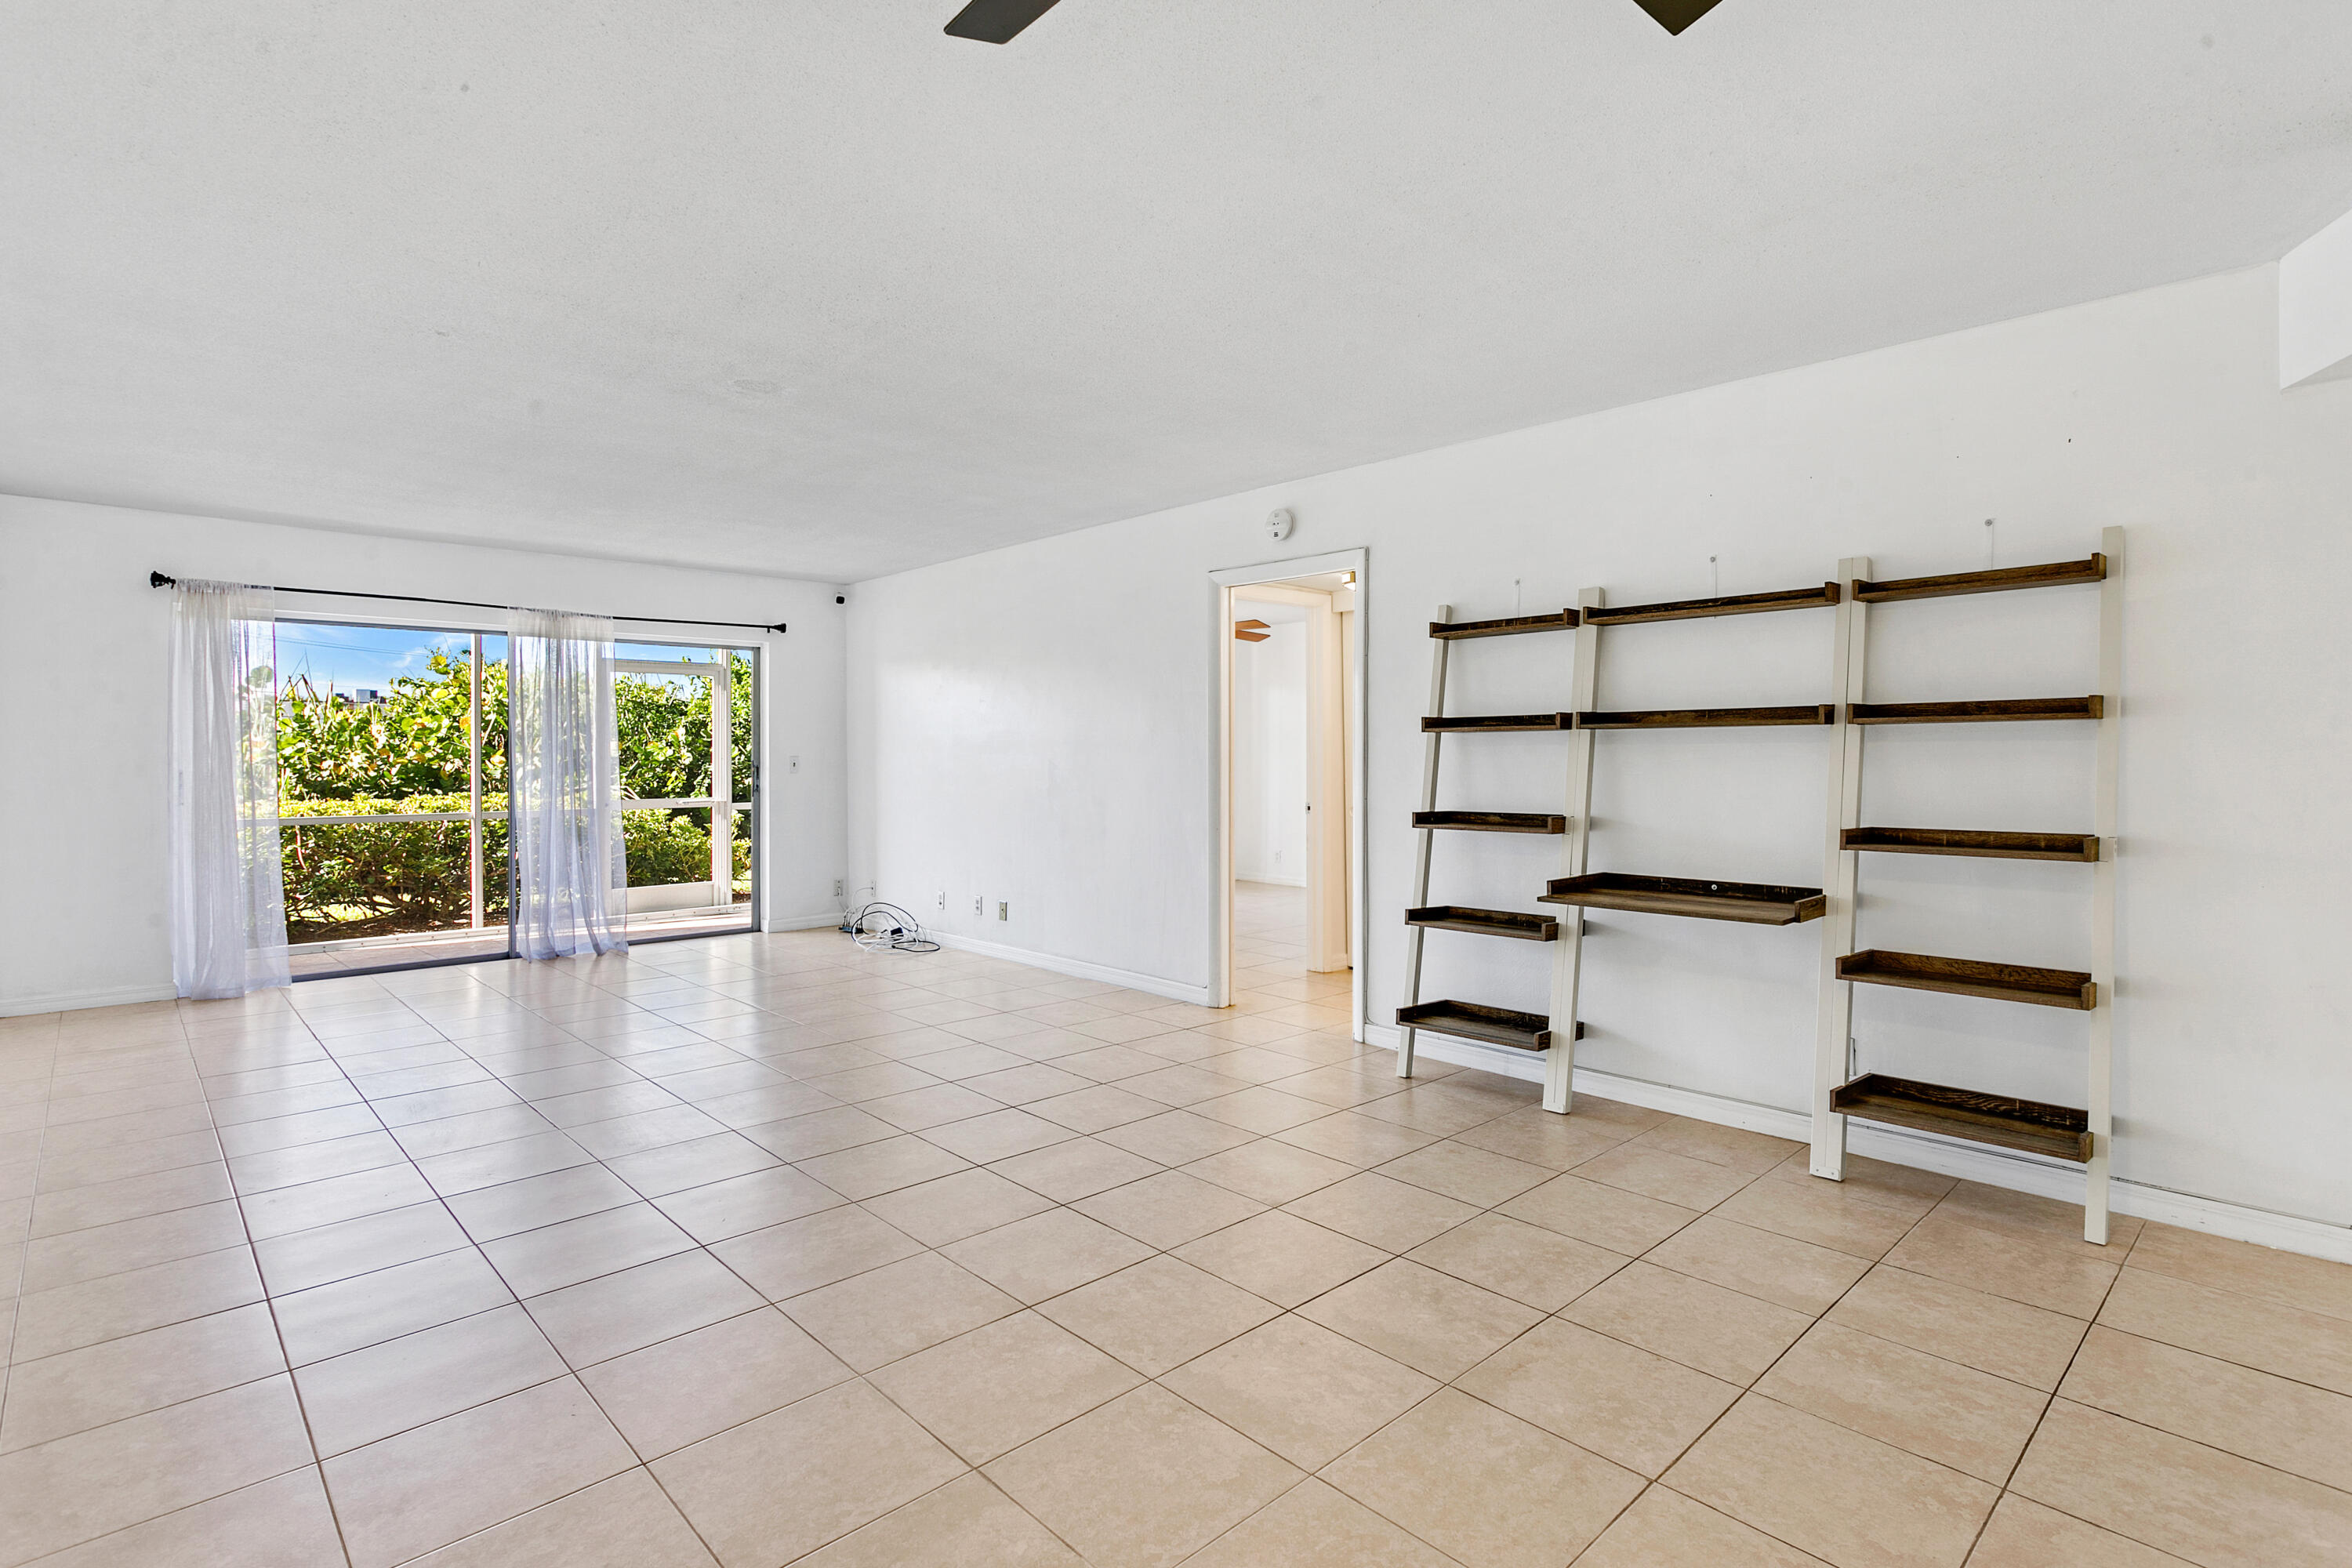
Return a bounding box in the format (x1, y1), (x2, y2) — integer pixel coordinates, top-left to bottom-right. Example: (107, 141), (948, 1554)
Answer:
(1210, 547), (1369, 1033)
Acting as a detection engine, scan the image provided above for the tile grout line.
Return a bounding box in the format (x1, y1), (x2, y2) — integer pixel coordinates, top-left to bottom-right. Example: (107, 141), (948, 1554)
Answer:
(882, 1098), (1708, 1561)
(202, 994), (368, 1568)
(1609, 1161), (1955, 1564)
(0, 1015), (65, 1446)
(1963, 1235), (2159, 1563)
(287, 955), (1083, 1563)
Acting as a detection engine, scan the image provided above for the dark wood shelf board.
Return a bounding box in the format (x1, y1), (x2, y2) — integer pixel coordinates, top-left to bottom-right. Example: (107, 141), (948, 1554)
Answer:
(1430, 610), (1578, 640)
(1540, 873), (1824, 925)
(1847, 696), (2102, 725)
(1405, 906), (1561, 942)
(1853, 554), (2107, 604)
(1421, 713), (1575, 733)
(1842, 826), (2100, 862)
(1575, 705), (1835, 730)
(1583, 583), (1840, 626)
(1831, 1073), (2092, 1163)
(1836, 949), (2096, 1010)
(1396, 1000), (1572, 1051)
(1412, 811), (1568, 835)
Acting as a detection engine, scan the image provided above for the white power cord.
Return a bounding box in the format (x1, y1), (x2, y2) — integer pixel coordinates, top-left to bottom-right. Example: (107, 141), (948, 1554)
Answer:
(840, 901), (940, 953)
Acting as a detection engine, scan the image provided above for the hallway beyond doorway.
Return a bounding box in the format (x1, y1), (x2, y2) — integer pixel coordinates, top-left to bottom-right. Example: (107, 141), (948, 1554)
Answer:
(1233, 880), (1351, 1018)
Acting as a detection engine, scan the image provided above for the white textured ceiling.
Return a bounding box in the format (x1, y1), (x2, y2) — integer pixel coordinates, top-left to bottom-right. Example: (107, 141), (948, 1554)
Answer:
(5, 2), (2349, 582)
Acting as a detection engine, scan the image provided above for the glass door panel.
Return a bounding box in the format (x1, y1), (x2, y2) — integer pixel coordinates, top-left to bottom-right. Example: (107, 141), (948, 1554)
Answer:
(614, 643), (757, 940)
(275, 622), (511, 975)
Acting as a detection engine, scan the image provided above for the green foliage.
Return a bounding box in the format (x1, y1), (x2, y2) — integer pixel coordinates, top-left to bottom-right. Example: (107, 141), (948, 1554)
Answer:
(626, 809), (755, 891)
(278, 649), (752, 804)
(279, 794), (505, 942)
(613, 652), (757, 803)
(281, 797), (744, 942)
(624, 809), (709, 887)
(274, 648), (755, 942)
(278, 651), (506, 801)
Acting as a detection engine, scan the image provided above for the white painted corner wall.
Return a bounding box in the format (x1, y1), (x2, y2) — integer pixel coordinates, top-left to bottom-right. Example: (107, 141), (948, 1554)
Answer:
(848, 263), (2352, 1240)
(0, 498), (850, 1014)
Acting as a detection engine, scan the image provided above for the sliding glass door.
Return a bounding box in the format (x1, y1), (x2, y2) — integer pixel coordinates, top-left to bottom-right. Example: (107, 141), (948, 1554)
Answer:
(613, 641), (758, 943)
(275, 622), (510, 974)
(274, 622), (757, 976)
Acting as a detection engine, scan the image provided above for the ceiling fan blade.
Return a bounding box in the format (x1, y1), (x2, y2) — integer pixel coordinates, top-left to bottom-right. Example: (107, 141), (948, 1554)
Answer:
(945, 0), (1064, 44)
(1630, 0), (1726, 34)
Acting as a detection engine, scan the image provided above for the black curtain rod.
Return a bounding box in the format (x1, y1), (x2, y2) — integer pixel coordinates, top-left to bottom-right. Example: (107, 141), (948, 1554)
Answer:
(147, 572), (786, 634)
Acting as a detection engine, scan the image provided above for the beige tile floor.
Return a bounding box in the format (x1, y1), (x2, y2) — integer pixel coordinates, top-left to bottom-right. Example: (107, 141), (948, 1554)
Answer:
(2, 905), (2349, 1566)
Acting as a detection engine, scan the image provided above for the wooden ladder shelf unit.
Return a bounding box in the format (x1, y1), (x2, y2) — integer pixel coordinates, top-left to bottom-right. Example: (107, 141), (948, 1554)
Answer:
(1406, 906), (1561, 942)
(1575, 705), (1834, 729)
(1396, 603), (1580, 1078)
(1412, 811), (1568, 834)
(1431, 610), (1579, 640)
(1421, 713), (1575, 733)
(1811, 530), (2122, 1243)
(1829, 1075), (2092, 1163)
(1581, 583), (1841, 625)
(1397, 1000), (1582, 1052)
(1841, 827), (2099, 862)
(1530, 578), (1843, 1116)
(1543, 873), (1824, 927)
(1853, 555), (2107, 603)
(1836, 950), (2096, 1010)
(1848, 696), (2101, 725)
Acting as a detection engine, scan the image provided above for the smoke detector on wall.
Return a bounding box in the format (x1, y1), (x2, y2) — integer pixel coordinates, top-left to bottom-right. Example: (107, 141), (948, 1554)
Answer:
(1265, 508), (1295, 542)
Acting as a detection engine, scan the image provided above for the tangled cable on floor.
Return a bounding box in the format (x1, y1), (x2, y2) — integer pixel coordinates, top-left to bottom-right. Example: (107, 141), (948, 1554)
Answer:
(839, 901), (941, 953)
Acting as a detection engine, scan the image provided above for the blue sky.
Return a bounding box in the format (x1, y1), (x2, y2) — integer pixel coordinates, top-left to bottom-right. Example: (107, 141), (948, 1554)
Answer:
(268, 622), (732, 695)
(269, 623), (487, 695)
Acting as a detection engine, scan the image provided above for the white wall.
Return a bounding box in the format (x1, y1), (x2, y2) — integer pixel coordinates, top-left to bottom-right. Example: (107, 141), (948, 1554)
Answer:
(850, 264), (2352, 1233)
(0, 496), (848, 1014)
(2281, 204), (2352, 387)
(1232, 624), (1307, 885)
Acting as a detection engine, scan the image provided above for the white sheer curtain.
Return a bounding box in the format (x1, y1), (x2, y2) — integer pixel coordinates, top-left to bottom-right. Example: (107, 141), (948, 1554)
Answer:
(509, 608), (629, 959)
(168, 581), (290, 997)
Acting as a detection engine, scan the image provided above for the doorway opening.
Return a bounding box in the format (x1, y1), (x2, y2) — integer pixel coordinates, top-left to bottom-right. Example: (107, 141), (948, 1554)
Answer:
(1215, 551), (1365, 1035)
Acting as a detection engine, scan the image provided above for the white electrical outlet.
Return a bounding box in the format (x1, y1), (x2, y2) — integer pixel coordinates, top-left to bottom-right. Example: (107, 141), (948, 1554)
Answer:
(937, 891), (946, 909)
(974, 896), (982, 916)
(833, 879), (843, 897)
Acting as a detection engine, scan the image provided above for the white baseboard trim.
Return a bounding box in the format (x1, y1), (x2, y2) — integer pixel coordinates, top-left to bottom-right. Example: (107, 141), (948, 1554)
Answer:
(1364, 1023), (2352, 1267)
(929, 932), (1213, 1007)
(1237, 874), (1308, 889)
(763, 911), (851, 934)
(0, 982), (180, 1019)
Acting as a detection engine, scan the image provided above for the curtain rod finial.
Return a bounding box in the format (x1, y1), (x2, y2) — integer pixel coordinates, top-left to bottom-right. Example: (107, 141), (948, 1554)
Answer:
(769, 623), (788, 634)
(150, 570), (176, 589)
